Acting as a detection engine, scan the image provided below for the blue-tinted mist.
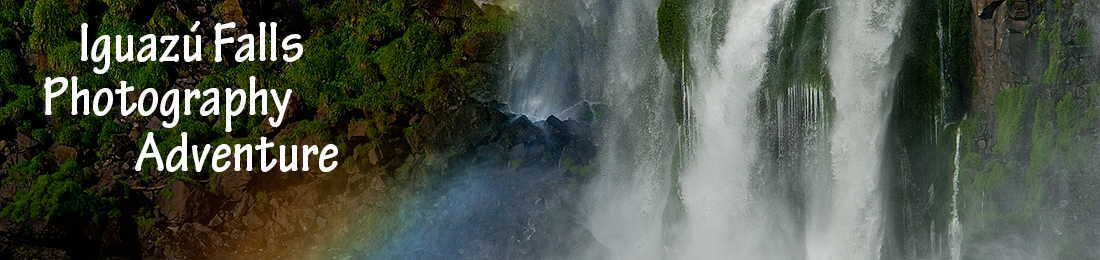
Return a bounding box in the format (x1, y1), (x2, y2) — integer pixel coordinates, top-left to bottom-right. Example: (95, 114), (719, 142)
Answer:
(359, 111), (601, 259)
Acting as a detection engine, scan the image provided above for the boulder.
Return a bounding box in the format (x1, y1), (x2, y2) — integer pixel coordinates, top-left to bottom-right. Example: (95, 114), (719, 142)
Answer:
(368, 146), (380, 165)
(16, 133), (37, 148)
(545, 115), (570, 137)
(157, 181), (215, 225)
(218, 0), (249, 26)
(146, 117), (163, 130)
(56, 145), (77, 164)
(0, 181), (17, 201)
(348, 121), (371, 139)
(216, 170), (252, 202)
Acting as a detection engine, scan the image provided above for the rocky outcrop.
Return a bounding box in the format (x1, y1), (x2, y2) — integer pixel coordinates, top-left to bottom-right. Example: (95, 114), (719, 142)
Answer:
(978, 0), (1005, 20)
(970, 0), (1016, 116)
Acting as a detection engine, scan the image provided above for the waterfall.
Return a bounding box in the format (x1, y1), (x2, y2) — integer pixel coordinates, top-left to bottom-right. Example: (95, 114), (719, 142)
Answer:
(498, 0), (907, 259)
(501, 0), (679, 259)
(676, 0), (789, 259)
(579, 0), (678, 257)
(806, 0), (905, 259)
(949, 125), (963, 260)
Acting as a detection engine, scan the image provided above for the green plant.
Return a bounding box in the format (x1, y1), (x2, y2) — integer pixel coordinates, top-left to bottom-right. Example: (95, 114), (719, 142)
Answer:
(994, 85), (1031, 154)
(0, 160), (120, 223)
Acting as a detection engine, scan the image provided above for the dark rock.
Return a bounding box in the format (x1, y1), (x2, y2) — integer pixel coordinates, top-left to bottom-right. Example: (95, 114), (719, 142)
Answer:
(368, 146), (380, 165)
(216, 170), (252, 201)
(1009, 0), (1029, 20)
(290, 185), (319, 206)
(978, 0), (1005, 20)
(218, 0), (249, 26)
(157, 181), (215, 225)
(146, 117), (163, 130)
(242, 210), (264, 230)
(545, 115), (569, 137)
(177, 222), (221, 254)
(208, 214), (225, 228)
(129, 128), (143, 144)
(99, 161), (124, 178)
(56, 145), (78, 164)
(0, 181), (17, 201)
(371, 174), (385, 191)
(386, 113), (398, 125)
(349, 121), (370, 139)
(16, 132), (37, 148)
(463, 32), (503, 62)
(345, 173), (370, 192)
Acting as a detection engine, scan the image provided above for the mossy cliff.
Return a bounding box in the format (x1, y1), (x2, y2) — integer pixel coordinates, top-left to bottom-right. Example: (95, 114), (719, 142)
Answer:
(958, 0), (1100, 258)
(0, 0), (595, 258)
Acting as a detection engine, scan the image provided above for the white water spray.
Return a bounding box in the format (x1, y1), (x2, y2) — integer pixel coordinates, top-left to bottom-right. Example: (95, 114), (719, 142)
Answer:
(949, 125), (963, 260)
(805, 0), (905, 259)
(676, 0), (789, 259)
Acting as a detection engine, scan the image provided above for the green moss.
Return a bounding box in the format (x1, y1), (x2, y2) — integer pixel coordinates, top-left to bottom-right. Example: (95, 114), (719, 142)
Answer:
(28, 0), (88, 53)
(0, 160), (119, 223)
(568, 165), (598, 180)
(284, 35), (341, 107)
(30, 128), (50, 144)
(135, 207), (157, 231)
(5, 154), (45, 183)
(1024, 98), (1054, 218)
(508, 157), (525, 168)
(972, 159), (1010, 196)
(56, 127), (81, 146)
(146, 4), (182, 35)
(0, 27), (16, 48)
(292, 120), (333, 142)
(130, 62), (172, 91)
(959, 114), (983, 151)
(1041, 29), (1066, 85)
(993, 85), (1031, 154)
(657, 0), (691, 83)
(47, 41), (86, 76)
(0, 84), (38, 128)
(0, 49), (18, 85)
(102, 0), (140, 27)
(1075, 27), (1091, 47)
(0, 0), (21, 25)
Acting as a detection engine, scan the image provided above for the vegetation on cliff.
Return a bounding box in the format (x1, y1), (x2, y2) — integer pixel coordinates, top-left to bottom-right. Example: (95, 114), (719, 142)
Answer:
(957, 0), (1100, 257)
(0, 0), (514, 258)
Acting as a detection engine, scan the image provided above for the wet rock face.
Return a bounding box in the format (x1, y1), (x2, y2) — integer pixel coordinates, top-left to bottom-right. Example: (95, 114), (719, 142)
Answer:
(1008, 0), (1030, 20)
(978, 0), (1005, 20)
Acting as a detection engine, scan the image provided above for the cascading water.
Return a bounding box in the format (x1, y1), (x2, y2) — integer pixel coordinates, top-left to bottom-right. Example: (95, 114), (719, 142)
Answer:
(346, 0), (1100, 258)
(501, 0), (678, 259)
(807, 0), (905, 259)
(676, 0), (789, 259)
(501, 0), (908, 258)
(949, 126), (962, 260)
